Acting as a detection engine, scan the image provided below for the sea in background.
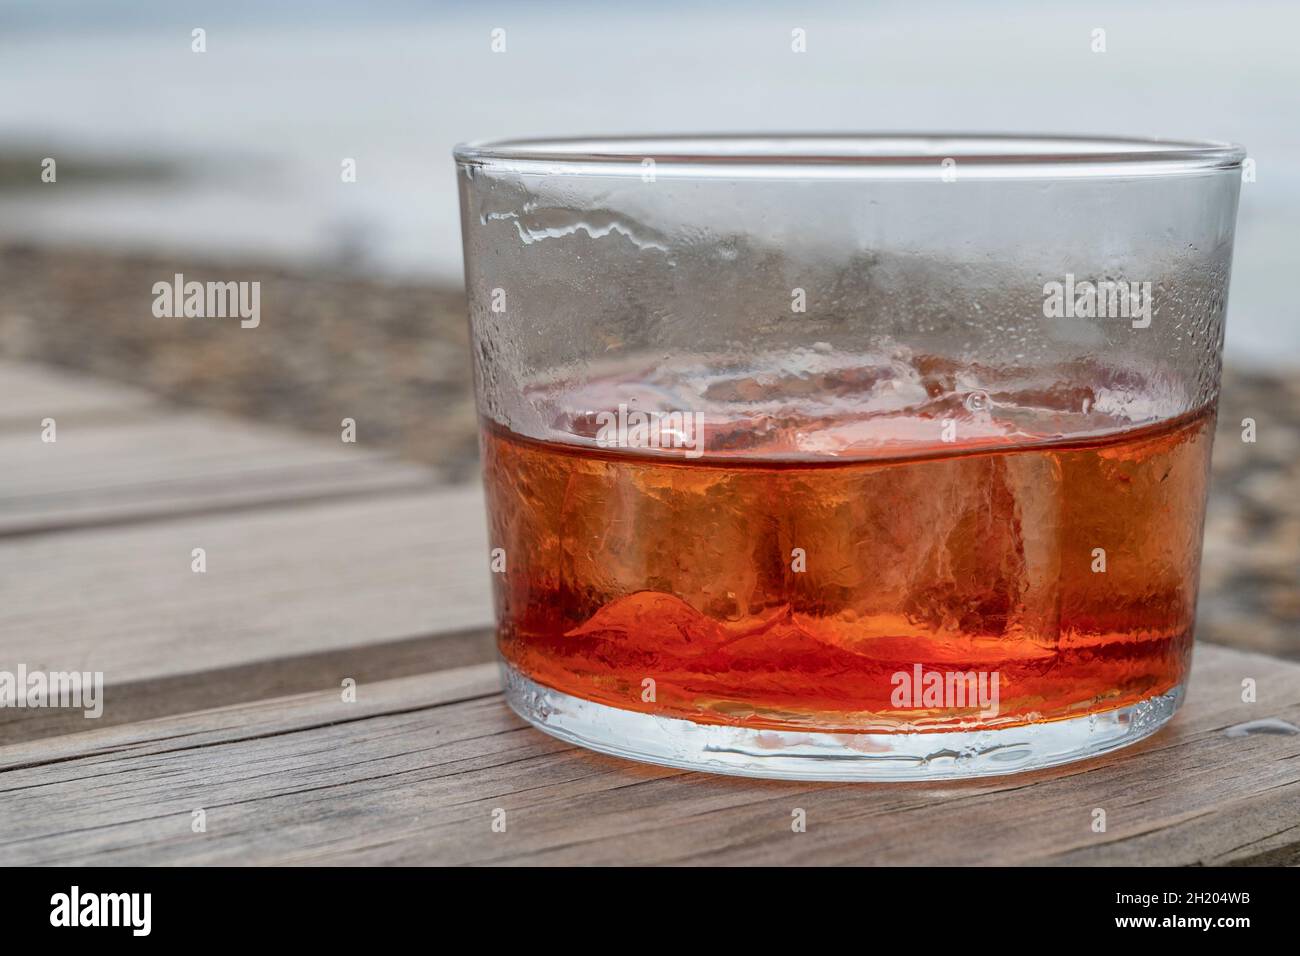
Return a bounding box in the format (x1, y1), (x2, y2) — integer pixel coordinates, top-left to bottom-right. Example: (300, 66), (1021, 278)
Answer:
(1, 0), (1297, 364)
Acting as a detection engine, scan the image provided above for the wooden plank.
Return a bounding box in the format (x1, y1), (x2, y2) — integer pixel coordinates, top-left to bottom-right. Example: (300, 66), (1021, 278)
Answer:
(0, 359), (158, 429)
(0, 625), (497, 744)
(1, 644), (1295, 866)
(0, 407), (438, 537)
(0, 486), (495, 741)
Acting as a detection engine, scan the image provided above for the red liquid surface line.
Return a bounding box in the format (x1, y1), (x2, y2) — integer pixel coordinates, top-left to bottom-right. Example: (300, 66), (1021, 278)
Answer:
(482, 406), (1215, 734)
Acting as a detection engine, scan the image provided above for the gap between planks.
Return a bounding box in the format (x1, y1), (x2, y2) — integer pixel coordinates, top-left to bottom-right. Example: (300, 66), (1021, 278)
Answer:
(0, 359), (495, 744)
(0, 488), (496, 744)
(0, 644), (1297, 866)
(0, 399), (440, 536)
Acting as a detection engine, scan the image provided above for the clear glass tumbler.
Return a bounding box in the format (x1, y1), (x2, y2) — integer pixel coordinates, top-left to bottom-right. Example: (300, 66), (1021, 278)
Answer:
(454, 134), (1244, 780)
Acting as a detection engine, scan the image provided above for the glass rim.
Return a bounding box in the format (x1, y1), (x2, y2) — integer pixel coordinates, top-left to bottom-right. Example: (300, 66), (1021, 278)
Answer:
(453, 133), (1246, 179)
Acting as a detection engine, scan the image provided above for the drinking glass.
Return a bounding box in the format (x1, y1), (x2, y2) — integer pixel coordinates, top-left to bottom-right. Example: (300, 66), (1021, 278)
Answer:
(454, 134), (1244, 780)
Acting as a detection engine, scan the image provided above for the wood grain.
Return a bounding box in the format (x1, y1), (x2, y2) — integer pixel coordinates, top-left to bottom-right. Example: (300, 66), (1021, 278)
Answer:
(0, 486), (495, 741)
(0, 409), (437, 536)
(1, 644), (1295, 866)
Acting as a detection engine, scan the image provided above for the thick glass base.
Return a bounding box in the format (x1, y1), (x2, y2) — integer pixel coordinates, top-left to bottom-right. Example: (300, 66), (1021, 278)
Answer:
(502, 662), (1183, 782)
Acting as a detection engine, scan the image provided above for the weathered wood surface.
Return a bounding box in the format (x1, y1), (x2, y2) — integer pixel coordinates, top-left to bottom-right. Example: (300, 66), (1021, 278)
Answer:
(0, 361), (492, 740)
(1, 360), (1298, 866)
(1, 645), (1297, 866)
(0, 490), (491, 700)
(0, 372), (435, 536)
(0, 359), (157, 428)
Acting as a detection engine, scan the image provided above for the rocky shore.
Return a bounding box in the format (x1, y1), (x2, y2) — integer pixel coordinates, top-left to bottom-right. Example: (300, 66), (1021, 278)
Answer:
(1, 242), (1295, 660)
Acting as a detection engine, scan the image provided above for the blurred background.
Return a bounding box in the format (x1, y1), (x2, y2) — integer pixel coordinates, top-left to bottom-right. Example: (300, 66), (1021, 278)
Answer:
(1, 0), (1296, 656)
